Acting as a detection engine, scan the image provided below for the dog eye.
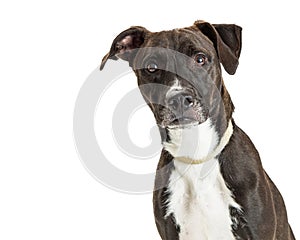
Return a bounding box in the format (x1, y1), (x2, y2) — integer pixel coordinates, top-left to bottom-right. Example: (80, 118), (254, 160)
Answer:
(194, 53), (207, 66)
(147, 63), (158, 73)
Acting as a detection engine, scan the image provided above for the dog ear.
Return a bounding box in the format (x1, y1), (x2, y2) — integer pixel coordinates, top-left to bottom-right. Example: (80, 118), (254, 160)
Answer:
(194, 21), (242, 75)
(100, 26), (149, 70)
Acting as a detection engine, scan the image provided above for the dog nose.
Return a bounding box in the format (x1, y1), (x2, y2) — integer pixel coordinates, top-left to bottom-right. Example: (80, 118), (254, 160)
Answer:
(167, 94), (194, 112)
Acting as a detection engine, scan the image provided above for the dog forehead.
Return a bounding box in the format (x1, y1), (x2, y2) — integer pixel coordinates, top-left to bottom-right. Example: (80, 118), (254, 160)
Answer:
(143, 27), (214, 51)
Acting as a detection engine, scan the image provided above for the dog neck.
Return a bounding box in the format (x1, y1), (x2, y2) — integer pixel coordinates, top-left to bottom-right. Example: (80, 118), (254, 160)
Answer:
(163, 119), (233, 164)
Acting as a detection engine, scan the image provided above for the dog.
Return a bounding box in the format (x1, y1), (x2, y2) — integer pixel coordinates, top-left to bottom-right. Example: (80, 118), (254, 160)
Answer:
(100, 20), (295, 240)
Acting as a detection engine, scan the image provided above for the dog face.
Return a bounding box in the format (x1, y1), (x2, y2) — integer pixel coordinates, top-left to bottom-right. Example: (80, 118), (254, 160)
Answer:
(131, 30), (217, 130)
(101, 21), (242, 138)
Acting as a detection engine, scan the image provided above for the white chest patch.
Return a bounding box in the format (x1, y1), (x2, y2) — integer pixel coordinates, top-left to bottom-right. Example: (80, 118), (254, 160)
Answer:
(165, 161), (240, 240)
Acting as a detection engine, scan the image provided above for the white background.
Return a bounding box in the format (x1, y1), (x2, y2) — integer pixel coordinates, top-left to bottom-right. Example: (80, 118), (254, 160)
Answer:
(0, 0), (299, 239)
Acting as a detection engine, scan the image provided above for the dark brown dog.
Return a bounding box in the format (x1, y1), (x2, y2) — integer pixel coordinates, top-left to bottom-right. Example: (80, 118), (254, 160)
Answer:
(101, 20), (295, 240)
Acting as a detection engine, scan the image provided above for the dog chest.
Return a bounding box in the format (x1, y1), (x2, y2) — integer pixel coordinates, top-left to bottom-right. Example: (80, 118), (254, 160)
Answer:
(165, 160), (239, 240)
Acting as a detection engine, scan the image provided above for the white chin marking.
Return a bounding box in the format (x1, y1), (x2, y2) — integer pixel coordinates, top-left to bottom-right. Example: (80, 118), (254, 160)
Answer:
(163, 118), (219, 161)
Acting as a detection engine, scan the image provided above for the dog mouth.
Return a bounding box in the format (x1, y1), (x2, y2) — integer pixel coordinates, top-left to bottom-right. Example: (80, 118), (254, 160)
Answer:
(156, 91), (209, 129)
(167, 117), (200, 129)
(161, 109), (209, 129)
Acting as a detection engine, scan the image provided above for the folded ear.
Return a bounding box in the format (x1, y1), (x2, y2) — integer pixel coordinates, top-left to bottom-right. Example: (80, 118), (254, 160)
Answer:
(194, 21), (242, 75)
(100, 26), (149, 70)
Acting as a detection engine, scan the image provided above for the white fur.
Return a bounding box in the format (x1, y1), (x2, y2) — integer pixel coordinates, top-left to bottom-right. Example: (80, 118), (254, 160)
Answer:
(163, 120), (240, 239)
(166, 78), (183, 99)
(165, 161), (240, 240)
(163, 118), (219, 161)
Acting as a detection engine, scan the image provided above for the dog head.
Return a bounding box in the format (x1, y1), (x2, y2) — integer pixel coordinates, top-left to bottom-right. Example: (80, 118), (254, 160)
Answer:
(100, 21), (242, 160)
